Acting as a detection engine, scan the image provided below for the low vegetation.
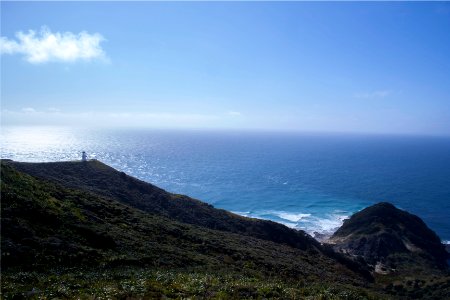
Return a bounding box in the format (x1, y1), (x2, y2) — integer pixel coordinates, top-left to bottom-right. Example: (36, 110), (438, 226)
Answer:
(2, 268), (383, 300)
(1, 160), (449, 299)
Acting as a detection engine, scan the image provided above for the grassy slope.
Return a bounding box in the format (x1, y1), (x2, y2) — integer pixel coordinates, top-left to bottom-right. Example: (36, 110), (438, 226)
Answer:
(1, 161), (378, 299)
(6, 160), (320, 250)
(6, 159), (372, 278)
(2, 160), (449, 299)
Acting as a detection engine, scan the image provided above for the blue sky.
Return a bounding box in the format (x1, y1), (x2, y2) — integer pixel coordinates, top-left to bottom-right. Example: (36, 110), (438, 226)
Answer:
(1, 2), (450, 135)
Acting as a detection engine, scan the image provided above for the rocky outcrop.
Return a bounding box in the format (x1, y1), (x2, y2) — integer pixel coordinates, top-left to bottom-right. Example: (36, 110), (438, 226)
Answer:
(328, 202), (449, 274)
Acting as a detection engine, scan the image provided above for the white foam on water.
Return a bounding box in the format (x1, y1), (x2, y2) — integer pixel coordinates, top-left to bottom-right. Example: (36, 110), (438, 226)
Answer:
(232, 209), (349, 240)
(275, 212), (312, 223)
(298, 214), (349, 238)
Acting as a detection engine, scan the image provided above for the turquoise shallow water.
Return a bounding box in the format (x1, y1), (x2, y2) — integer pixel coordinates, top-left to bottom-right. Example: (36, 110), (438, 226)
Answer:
(2, 126), (450, 242)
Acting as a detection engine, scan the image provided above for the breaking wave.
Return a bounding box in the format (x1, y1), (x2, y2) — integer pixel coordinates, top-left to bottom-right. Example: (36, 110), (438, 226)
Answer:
(232, 209), (350, 240)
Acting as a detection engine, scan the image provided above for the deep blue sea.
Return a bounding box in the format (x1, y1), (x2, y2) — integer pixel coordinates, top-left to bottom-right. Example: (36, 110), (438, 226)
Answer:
(2, 126), (450, 243)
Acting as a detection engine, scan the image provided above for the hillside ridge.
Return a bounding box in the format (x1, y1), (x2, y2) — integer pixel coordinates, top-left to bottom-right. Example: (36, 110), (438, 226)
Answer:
(4, 159), (322, 251)
(2, 159), (449, 298)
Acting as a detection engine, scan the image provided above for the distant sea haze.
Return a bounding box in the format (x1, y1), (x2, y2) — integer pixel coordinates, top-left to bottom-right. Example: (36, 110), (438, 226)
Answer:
(2, 126), (450, 243)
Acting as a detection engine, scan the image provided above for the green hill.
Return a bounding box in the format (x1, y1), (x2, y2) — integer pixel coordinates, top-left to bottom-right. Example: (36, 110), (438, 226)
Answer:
(1, 159), (449, 299)
(1, 160), (374, 299)
(5, 159), (321, 251)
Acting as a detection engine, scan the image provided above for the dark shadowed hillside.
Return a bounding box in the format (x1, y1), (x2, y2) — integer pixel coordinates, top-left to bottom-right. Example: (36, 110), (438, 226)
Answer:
(6, 160), (330, 253)
(2, 159), (449, 299)
(1, 160), (376, 298)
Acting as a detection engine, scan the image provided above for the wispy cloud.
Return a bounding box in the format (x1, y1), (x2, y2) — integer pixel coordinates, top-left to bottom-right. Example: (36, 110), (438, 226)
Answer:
(227, 111), (242, 117)
(354, 90), (391, 99)
(47, 107), (61, 113)
(20, 107), (62, 114)
(21, 107), (36, 113)
(1, 109), (220, 128)
(0, 26), (107, 64)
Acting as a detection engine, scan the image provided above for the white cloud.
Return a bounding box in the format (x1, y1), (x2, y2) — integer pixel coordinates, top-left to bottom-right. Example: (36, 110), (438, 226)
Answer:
(0, 27), (107, 63)
(354, 90), (391, 99)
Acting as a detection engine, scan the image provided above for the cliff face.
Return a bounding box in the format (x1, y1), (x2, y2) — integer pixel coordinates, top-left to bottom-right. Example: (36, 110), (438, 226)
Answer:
(329, 202), (449, 275)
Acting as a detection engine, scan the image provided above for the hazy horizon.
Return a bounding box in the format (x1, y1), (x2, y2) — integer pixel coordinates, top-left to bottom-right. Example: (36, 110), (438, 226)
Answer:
(2, 2), (450, 136)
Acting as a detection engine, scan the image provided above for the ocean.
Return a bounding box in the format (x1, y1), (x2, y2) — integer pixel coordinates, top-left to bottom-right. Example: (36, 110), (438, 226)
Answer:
(2, 126), (450, 243)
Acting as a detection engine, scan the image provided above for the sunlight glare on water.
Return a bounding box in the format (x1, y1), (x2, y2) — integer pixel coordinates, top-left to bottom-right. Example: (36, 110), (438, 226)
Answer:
(1, 126), (82, 162)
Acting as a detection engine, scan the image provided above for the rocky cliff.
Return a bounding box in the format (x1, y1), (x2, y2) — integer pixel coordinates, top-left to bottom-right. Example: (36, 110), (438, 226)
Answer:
(328, 202), (448, 275)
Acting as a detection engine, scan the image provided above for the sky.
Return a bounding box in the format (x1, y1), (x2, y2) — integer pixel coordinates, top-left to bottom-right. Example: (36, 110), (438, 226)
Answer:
(1, 1), (450, 135)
